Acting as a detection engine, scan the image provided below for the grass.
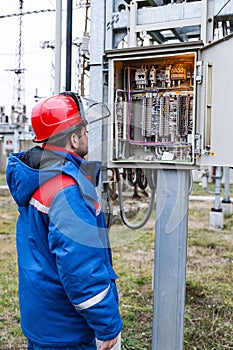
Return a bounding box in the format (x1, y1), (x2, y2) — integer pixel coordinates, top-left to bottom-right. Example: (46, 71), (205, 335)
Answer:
(0, 177), (233, 349)
(191, 181), (233, 197)
(0, 174), (6, 186)
(111, 202), (233, 350)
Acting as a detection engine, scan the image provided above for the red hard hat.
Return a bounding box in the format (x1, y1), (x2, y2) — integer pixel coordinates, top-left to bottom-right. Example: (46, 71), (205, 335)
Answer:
(31, 92), (87, 142)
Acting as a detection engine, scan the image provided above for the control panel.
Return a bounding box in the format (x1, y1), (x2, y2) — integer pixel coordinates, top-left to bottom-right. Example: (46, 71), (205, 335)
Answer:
(106, 34), (233, 168)
(108, 51), (196, 167)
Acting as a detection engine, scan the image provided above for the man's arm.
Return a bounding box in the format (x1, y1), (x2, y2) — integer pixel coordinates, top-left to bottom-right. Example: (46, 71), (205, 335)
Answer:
(48, 184), (122, 341)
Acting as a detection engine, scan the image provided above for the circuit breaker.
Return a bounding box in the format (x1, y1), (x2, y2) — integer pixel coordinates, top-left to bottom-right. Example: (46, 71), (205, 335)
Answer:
(106, 34), (233, 168)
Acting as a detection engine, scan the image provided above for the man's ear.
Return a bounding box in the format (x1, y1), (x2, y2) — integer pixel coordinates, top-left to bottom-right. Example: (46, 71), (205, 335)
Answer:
(70, 133), (79, 149)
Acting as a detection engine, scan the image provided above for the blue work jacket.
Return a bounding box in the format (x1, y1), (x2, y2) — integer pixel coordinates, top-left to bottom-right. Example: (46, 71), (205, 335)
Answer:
(6, 145), (122, 348)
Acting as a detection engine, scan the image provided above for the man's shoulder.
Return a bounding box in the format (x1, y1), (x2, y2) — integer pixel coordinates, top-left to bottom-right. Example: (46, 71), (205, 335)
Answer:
(30, 174), (77, 213)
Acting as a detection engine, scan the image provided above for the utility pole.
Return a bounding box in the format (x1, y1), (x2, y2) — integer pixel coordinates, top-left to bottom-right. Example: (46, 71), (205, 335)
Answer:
(65, 0), (73, 91)
(54, 0), (62, 94)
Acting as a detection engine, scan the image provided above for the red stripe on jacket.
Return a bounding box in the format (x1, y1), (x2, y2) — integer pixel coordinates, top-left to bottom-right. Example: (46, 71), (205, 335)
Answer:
(32, 174), (77, 208)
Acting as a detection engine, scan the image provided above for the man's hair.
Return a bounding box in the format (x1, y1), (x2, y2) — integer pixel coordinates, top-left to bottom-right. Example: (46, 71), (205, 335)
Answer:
(45, 123), (85, 148)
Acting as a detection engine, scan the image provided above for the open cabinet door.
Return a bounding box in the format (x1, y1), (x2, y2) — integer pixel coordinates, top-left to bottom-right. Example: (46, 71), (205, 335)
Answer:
(196, 33), (233, 167)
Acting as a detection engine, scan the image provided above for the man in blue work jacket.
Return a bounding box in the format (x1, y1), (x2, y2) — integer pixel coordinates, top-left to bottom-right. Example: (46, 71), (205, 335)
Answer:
(6, 91), (122, 350)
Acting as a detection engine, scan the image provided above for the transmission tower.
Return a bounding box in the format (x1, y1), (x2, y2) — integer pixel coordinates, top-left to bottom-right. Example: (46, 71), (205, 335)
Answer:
(11, 0), (26, 126)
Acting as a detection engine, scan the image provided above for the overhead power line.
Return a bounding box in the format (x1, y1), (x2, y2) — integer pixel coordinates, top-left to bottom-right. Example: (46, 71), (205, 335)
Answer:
(0, 9), (55, 20)
(215, 0), (232, 17)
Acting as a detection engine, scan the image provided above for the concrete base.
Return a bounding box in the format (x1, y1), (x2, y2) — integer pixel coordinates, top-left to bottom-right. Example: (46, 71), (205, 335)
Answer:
(210, 210), (223, 230)
(222, 202), (232, 216)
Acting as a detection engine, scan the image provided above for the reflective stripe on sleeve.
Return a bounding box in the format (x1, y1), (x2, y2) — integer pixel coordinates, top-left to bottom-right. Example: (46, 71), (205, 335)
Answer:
(29, 197), (49, 214)
(74, 284), (110, 310)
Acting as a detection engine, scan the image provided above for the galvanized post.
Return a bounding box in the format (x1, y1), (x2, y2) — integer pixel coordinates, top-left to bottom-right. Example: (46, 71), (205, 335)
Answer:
(128, 1), (137, 47)
(222, 167), (232, 215)
(88, 0), (109, 202)
(54, 0), (62, 94)
(65, 0), (73, 91)
(223, 167), (231, 203)
(210, 166), (223, 229)
(152, 169), (190, 350)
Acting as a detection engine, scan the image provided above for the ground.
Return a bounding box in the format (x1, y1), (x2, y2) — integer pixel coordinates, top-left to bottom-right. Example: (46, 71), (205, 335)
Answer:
(0, 183), (232, 349)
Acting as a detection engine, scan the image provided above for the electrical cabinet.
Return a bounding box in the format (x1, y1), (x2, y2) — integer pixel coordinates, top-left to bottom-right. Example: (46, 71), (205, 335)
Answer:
(106, 34), (233, 168)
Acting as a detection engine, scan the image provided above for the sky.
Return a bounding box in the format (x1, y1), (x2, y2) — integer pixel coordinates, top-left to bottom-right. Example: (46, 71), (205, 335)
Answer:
(0, 0), (87, 120)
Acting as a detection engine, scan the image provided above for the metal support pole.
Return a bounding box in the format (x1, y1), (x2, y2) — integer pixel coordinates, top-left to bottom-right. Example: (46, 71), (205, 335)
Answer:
(206, 0), (215, 44)
(222, 167), (232, 215)
(210, 166), (223, 229)
(66, 0), (73, 91)
(88, 0), (111, 212)
(201, 0), (208, 44)
(129, 1), (137, 47)
(54, 0), (62, 94)
(213, 166), (222, 210)
(152, 169), (190, 350)
(88, 0), (107, 160)
(223, 167), (231, 202)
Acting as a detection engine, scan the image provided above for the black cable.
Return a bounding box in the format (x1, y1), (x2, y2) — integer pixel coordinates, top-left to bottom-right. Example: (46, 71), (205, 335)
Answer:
(115, 168), (155, 230)
(145, 169), (157, 191)
(105, 184), (113, 230)
(0, 9), (55, 20)
(136, 169), (148, 190)
(215, 0), (231, 17)
(127, 168), (138, 187)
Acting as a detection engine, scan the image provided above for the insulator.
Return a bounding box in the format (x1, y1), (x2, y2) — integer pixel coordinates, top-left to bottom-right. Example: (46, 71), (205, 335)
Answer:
(81, 36), (89, 54)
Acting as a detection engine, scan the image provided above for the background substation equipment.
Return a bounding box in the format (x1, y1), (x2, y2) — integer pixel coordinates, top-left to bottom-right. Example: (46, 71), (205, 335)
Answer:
(86, 1), (233, 350)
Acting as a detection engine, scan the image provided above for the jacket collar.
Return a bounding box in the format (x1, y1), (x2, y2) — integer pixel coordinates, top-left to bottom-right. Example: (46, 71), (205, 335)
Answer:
(42, 144), (102, 187)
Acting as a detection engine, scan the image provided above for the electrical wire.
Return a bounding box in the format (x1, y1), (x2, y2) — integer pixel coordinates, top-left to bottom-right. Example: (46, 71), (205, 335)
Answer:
(105, 184), (114, 230)
(215, 0), (231, 17)
(136, 168), (148, 190)
(145, 169), (157, 191)
(127, 168), (138, 186)
(0, 9), (55, 20)
(115, 168), (155, 229)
